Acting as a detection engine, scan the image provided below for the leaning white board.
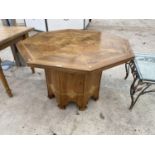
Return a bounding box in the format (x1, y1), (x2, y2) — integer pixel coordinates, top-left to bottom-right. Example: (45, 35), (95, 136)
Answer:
(47, 19), (87, 31)
(84, 19), (90, 28)
(25, 19), (47, 31)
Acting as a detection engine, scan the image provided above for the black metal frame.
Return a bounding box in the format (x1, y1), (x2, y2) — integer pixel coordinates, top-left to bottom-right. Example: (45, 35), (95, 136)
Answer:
(125, 59), (155, 110)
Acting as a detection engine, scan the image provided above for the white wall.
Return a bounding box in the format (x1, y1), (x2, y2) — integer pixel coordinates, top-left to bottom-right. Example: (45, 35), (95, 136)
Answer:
(16, 19), (25, 25)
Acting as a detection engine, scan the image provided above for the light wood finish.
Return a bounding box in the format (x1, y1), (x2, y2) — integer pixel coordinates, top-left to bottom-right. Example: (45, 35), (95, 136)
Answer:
(17, 29), (134, 110)
(0, 26), (34, 97)
(0, 58), (13, 97)
(0, 26), (33, 66)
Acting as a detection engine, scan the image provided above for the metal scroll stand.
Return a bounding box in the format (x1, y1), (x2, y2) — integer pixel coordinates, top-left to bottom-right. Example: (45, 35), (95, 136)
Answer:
(125, 57), (155, 110)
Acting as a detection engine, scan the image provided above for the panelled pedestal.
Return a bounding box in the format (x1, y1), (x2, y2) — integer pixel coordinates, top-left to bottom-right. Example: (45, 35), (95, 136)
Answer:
(45, 69), (102, 110)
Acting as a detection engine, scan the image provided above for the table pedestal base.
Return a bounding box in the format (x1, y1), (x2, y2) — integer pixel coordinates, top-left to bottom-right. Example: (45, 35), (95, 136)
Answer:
(45, 69), (102, 110)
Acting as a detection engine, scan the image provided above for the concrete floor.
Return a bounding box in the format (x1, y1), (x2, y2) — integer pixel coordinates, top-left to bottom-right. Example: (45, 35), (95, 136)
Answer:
(0, 19), (155, 134)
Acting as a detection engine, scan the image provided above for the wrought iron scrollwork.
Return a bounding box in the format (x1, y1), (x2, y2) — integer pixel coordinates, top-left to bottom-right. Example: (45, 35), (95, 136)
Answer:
(125, 59), (155, 110)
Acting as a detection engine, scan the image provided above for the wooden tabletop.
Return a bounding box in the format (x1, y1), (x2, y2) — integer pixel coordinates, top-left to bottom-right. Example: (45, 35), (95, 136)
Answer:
(0, 26), (33, 47)
(17, 29), (134, 72)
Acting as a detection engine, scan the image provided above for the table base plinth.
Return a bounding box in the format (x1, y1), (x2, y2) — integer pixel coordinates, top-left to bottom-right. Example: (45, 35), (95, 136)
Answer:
(45, 69), (102, 110)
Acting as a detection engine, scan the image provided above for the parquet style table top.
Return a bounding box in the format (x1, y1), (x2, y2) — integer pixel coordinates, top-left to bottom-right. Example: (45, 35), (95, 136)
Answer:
(17, 29), (134, 72)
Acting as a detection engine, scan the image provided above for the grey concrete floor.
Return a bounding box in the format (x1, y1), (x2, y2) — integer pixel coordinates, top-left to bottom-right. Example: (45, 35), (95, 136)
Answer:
(0, 20), (155, 134)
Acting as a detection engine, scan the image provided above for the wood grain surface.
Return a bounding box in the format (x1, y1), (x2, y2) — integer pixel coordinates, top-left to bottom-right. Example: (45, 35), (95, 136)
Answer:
(17, 29), (134, 72)
(0, 26), (33, 47)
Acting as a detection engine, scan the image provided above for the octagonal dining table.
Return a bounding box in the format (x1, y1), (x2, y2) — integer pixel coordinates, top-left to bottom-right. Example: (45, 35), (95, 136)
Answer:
(17, 29), (134, 110)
